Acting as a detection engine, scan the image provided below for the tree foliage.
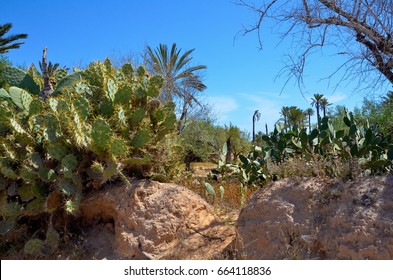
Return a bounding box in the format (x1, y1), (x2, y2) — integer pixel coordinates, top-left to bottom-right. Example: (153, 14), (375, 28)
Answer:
(179, 119), (250, 169)
(0, 23), (28, 54)
(329, 92), (393, 135)
(144, 43), (207, 132)
(0, 55), (12, 87)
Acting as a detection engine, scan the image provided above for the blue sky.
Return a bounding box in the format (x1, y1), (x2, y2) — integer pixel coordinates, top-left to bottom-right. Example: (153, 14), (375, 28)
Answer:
(1, 0), (388, 134)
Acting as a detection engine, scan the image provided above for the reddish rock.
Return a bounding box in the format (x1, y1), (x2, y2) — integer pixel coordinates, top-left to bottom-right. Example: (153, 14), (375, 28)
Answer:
(79, 179), (234, 259)
(236, 176), (393, 259)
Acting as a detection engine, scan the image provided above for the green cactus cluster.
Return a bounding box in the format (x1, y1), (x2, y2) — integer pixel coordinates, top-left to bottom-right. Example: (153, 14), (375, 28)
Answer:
(0, 66), (40, 94)
(0, 59), (177, 253)
(1, 64), (80, 97)
(234, 109), (393, 190)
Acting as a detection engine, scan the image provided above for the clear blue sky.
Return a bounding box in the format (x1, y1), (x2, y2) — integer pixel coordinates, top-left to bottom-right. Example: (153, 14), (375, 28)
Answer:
(1, 0), (388, 134)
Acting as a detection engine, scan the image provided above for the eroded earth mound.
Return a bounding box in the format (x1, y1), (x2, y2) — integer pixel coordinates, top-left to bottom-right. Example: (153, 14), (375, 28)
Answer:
(236, 176), (393, 259)
(79, 179), (235, 259)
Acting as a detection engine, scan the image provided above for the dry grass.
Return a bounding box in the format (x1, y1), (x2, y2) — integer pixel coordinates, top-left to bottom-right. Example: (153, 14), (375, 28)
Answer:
(268, 154), (363, 181)
(174, 162), (257, 211)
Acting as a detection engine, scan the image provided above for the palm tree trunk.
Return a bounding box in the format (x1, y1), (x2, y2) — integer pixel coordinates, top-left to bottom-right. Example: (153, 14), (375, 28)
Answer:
(226, 137), (232, 164)
(177, 101), (188, 134)
(252, 118), (256, 143)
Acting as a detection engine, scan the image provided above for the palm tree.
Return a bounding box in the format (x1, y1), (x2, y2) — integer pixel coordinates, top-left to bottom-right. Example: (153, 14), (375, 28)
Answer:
(225, 124), (242, 164)
(252, 110), (261, 143)
(0, 23), (27, 53)
(145, 43), (207, 132)
(305, 108), (314, 132)
(320, 97), (331, 118)
(311, 93), (324, 128)
(280, 106), (290, 131)
(287, 106), (306, 130)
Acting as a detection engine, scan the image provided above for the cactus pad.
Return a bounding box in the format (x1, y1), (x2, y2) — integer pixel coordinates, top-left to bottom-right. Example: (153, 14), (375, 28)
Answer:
(0, 165), (18, 179)
(47, 143), (67, 161)
(48, 98), (58, 112)
(102, 163), (118, 182)
(31, 152), (43, 169)
(18, 184), (35, 201)
(114, 85), (132, 104)
(121, 63), (133, 78)
(0, 219), (15, 235)
(8, 87), (33, 112)
(38, 167), (56, 182)
(128, 108), (145, 126)
(55, 68), (68, 81)
(45, 224), (60, 252)
(54, 72), (82, 94)
(62, 154), (78, 172)
(75, 81), (92, 95)
(25, 198), (45, 214)
(10, 118), (28, 135)
(91, 118), (112, 149)
(146, 75), (163, 97)
(136, 65), (146, 77)
(58, 179), (77, 196)
(116, 106), (127, 127)
(99, 100), (114, 117)
(106, 78), (117, 101)
(73, 96), (91, 120)
(204, 182), (216, 197)
(0, 88), (10, 99)
(24, 238), (45, 256)
(29, 99), (43, 115)
(130, 129), (150, 147)
(2, 202), (23, 218)
(2, 66), (40, 94)
(19, 166), (37, 183)
(109, 138), (128, 157)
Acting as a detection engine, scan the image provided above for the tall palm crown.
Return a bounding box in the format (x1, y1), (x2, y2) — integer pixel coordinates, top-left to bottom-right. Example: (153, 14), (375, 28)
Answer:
(305, 107), (314, 132)
(287, 106), (306, 130)
(280, 106), (290, 130)
(0, 23), (27, 54)
(320, 97), (331, 118)
(145, 43), (207, 105)
(311, 93), (324, 128)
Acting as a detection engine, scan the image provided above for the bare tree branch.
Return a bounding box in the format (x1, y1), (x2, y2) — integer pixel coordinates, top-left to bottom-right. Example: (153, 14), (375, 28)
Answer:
(237, 0), (393, 92)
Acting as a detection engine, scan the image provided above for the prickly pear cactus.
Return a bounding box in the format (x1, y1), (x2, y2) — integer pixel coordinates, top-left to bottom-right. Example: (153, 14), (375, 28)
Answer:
(0, 59), (177, 255)
(8, 86), (33, 111)
(54, 72), (83, 94)
(1, 66), (40, 94)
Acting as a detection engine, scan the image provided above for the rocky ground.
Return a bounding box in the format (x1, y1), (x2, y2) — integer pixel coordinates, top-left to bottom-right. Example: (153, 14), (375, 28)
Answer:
(79, 179), (236, 259)
(237, 175), (393, 259)
(77, 175), (393, 260)
(2, 175), (393, 259)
